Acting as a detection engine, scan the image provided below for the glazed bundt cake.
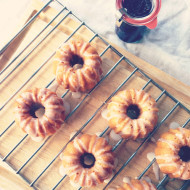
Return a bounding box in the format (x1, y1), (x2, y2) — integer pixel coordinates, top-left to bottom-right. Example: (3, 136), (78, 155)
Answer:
(155, 127), (190, 180)
(60, 134), (115, 187)
(15, 88), (65, 141)
(116, 178), (156, 190)
(106, 89), (158, 140)
(53, 39), (102, 92)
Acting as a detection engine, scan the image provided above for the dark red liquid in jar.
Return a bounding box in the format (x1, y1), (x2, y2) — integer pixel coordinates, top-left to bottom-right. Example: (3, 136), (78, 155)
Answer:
(115, 23), (147, 43)
(122, 0), (152, 17)
(115, 0), (153, 43)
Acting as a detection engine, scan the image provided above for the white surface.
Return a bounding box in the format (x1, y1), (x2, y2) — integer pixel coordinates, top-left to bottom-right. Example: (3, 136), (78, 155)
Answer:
(0, 0), (30, 47)
(0, 0), (190, 86)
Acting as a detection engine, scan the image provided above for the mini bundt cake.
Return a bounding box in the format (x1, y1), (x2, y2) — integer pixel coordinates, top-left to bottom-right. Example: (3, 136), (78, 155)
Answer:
(155, 127), (190, 180)
(106, 89), (158, 140)
(15, 88), (65, 142)
(116, 178), (156, 190)
(60, 134), (115, 187)
(53, 38), (102, 92)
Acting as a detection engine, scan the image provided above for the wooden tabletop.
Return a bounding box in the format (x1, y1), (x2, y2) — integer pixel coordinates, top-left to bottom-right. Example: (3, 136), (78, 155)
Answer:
(0, 0), (189, 189)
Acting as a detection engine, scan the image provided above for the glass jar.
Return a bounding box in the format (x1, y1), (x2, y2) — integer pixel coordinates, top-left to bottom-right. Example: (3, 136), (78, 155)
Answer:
(115, 0), (161, 43)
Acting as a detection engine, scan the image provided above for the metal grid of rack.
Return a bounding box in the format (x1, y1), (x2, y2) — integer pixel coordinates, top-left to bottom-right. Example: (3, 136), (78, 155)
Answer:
(0, 0), (190, 189)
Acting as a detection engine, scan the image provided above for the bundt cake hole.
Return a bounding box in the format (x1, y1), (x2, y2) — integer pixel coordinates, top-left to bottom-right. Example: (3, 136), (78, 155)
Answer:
(29, 103), (45, 118)
(126, 104), (141, 119)
(178, 146), (190, 162)
(70, 54), (84, 69)
(80, 153), (96, 168)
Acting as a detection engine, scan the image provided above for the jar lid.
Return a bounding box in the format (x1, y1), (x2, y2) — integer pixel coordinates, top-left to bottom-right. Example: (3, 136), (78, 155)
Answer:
(116, 0), (161, 29)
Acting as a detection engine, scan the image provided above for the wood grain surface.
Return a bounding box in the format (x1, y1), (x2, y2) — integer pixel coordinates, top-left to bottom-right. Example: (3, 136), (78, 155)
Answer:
(0, 0), (189, 190)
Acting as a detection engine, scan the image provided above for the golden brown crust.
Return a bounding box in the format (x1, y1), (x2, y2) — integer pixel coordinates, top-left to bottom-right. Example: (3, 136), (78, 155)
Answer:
(155, 127), (190, 180)
(116, 178), (157, 190)
(15, 88), (65, 141)
(53, 39), (102, 92)
(107, 89), (158, 140)
(60, 134), (115, 187)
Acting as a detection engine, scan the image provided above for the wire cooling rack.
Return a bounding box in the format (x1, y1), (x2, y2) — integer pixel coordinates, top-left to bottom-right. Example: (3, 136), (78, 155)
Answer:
(0, 0), (190, 189)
